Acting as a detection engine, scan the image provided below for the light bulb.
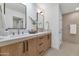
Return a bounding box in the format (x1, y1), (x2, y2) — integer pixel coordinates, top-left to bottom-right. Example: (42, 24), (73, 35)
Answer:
(37, 9), (41, 13)
(41, 12), (44, 15)
(75, 7), (79, 10)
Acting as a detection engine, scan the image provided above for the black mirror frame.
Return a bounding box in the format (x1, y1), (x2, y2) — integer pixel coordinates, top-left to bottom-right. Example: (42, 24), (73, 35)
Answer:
(4, 3), (27, 30)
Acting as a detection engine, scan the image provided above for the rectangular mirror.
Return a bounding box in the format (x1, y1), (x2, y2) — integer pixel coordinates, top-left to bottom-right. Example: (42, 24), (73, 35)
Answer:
(0, 5), (3, 29)
(37, 10), (44, 32)
(4, 3), (26, 29)
(0, 4), (4, 29)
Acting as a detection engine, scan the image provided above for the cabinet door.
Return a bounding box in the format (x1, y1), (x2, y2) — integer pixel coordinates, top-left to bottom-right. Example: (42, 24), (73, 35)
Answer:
(0, 43), (18, 56)
(43, 35), (48, 50)
(28, 38), (37, 56)
(0, 42), (23, 56)
(37, 34), (51, 56)
(44, 35), (51, 50)
(23, 40), (28, 56)
(37, 36), (47, 55)
(48, 34), (51, 48)
(17, 42), (23, 56)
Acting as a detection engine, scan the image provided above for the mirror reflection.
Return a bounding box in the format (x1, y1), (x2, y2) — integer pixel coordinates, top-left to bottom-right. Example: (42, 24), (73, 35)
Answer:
(0, 5), (2, 28)
(37, 9), (44, 32)
(5, 3), (26, 29)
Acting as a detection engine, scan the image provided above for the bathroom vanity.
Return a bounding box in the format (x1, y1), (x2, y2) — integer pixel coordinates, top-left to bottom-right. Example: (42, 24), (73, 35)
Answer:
(0, 3), (51, 56)
(0, 32), (51, 56)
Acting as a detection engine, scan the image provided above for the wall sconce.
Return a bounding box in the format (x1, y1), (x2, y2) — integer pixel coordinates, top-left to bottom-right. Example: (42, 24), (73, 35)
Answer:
(40, 12), (44, 15)
(37, 9), (41, 13)
(75, 7), (79, 11)
(37, 9), (44, 15)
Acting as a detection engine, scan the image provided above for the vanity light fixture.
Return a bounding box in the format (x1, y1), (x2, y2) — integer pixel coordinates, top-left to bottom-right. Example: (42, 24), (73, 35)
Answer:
(75, 7), (79, 11)
(37, 9), (44, 15)
(40, 12), (44, 15)
(37, 9), (41, 13)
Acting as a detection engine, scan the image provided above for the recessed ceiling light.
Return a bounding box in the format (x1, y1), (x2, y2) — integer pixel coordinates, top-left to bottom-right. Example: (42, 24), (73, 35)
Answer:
(75, 7), (79, 10)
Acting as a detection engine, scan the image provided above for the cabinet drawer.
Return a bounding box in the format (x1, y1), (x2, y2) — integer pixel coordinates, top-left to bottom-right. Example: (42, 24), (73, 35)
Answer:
(38, 49), (48, 56)
(28, 38), (37, 56)
(39, 50), (44, 56)
(37, 43), (45, 52)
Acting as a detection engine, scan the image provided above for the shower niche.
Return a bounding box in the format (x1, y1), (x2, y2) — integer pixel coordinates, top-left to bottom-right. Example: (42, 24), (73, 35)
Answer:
(13, 16), (23, 28)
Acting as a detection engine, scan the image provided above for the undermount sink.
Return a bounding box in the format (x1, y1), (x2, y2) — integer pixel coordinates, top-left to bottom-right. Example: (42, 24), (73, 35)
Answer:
(0, 36), (10, 39)
(0, 32), (46, 40)
(0, 33), (29, 39)
(0, 38), (4, 39)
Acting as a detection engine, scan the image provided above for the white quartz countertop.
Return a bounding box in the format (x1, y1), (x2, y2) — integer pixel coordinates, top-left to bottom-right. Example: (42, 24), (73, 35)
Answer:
(0, 31), (51, 47)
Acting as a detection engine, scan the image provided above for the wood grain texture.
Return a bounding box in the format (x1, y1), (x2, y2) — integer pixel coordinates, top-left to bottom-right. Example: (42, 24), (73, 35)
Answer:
(28, 37), (38, 56)
(0, 33), (51, 56)
(0, 42), (23, 56)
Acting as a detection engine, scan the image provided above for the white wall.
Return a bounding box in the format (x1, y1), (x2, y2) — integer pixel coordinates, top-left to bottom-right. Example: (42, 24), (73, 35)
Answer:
(59, 5), (63, 48)
(5, 8), (25, 28)
(37, 3), (62, 49)
(0, 3), (7, 36)
(26, 3), (37, 30)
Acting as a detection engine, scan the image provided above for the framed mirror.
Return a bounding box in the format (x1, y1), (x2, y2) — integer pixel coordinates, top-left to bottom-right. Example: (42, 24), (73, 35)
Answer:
(37, 9), (44, 32)
(0, 4), (5, 29)
(4, 3), (26, 29)
(0, 5), (2, 28)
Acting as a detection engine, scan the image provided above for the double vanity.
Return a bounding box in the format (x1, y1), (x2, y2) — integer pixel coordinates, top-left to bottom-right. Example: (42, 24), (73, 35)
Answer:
(0, 3), (51, 56)
(0, 31), (51, 56)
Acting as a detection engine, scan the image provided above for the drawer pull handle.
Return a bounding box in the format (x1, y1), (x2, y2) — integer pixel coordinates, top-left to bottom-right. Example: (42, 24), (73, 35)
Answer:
(39, 43), (43, 46)
(26, 41), (28, 51)
(23, 42), (25, 53)
(39, 50), (44, 55)
(23, 41), (28, 53)
(39, 37), (43, 39)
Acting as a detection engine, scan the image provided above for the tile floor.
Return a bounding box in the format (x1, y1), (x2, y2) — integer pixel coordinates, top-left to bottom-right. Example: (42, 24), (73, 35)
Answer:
(46, 41), (79, 56)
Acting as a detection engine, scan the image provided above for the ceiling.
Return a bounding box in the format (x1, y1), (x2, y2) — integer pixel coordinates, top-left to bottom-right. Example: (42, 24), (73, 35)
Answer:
(5, 3), (79, 14)
(60, 3), (79, 14)
(5, 3), (26, 13)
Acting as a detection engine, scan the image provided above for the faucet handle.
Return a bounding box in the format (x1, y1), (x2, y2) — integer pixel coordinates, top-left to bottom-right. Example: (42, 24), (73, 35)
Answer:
(12, 32), (15, 35)
(5, 28), (8, 31)
(22, 31), (24, 34)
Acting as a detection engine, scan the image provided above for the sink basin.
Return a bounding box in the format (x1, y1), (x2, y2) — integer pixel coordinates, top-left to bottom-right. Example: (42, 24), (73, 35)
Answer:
(0, 36), (10, 39)
(8, 33), (30, 39)
(0, 38), (3, 39)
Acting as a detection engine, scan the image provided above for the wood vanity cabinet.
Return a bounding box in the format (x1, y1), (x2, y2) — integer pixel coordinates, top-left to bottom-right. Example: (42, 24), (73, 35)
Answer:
(17, 42), (24, 56)
(23, 40), (28, 56)
(27, 33), (51, 56)
(0, 42), (23, 56)
(28, 37), (38, 56)
(48, 33), (51, 48)
(37, 34), (51, 56)
(37, 36), (46, 55)
(0, 32), (51, 56)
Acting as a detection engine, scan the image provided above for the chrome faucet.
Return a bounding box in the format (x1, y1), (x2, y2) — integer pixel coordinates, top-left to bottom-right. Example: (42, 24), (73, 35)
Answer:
(18, 28), (20, 35)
